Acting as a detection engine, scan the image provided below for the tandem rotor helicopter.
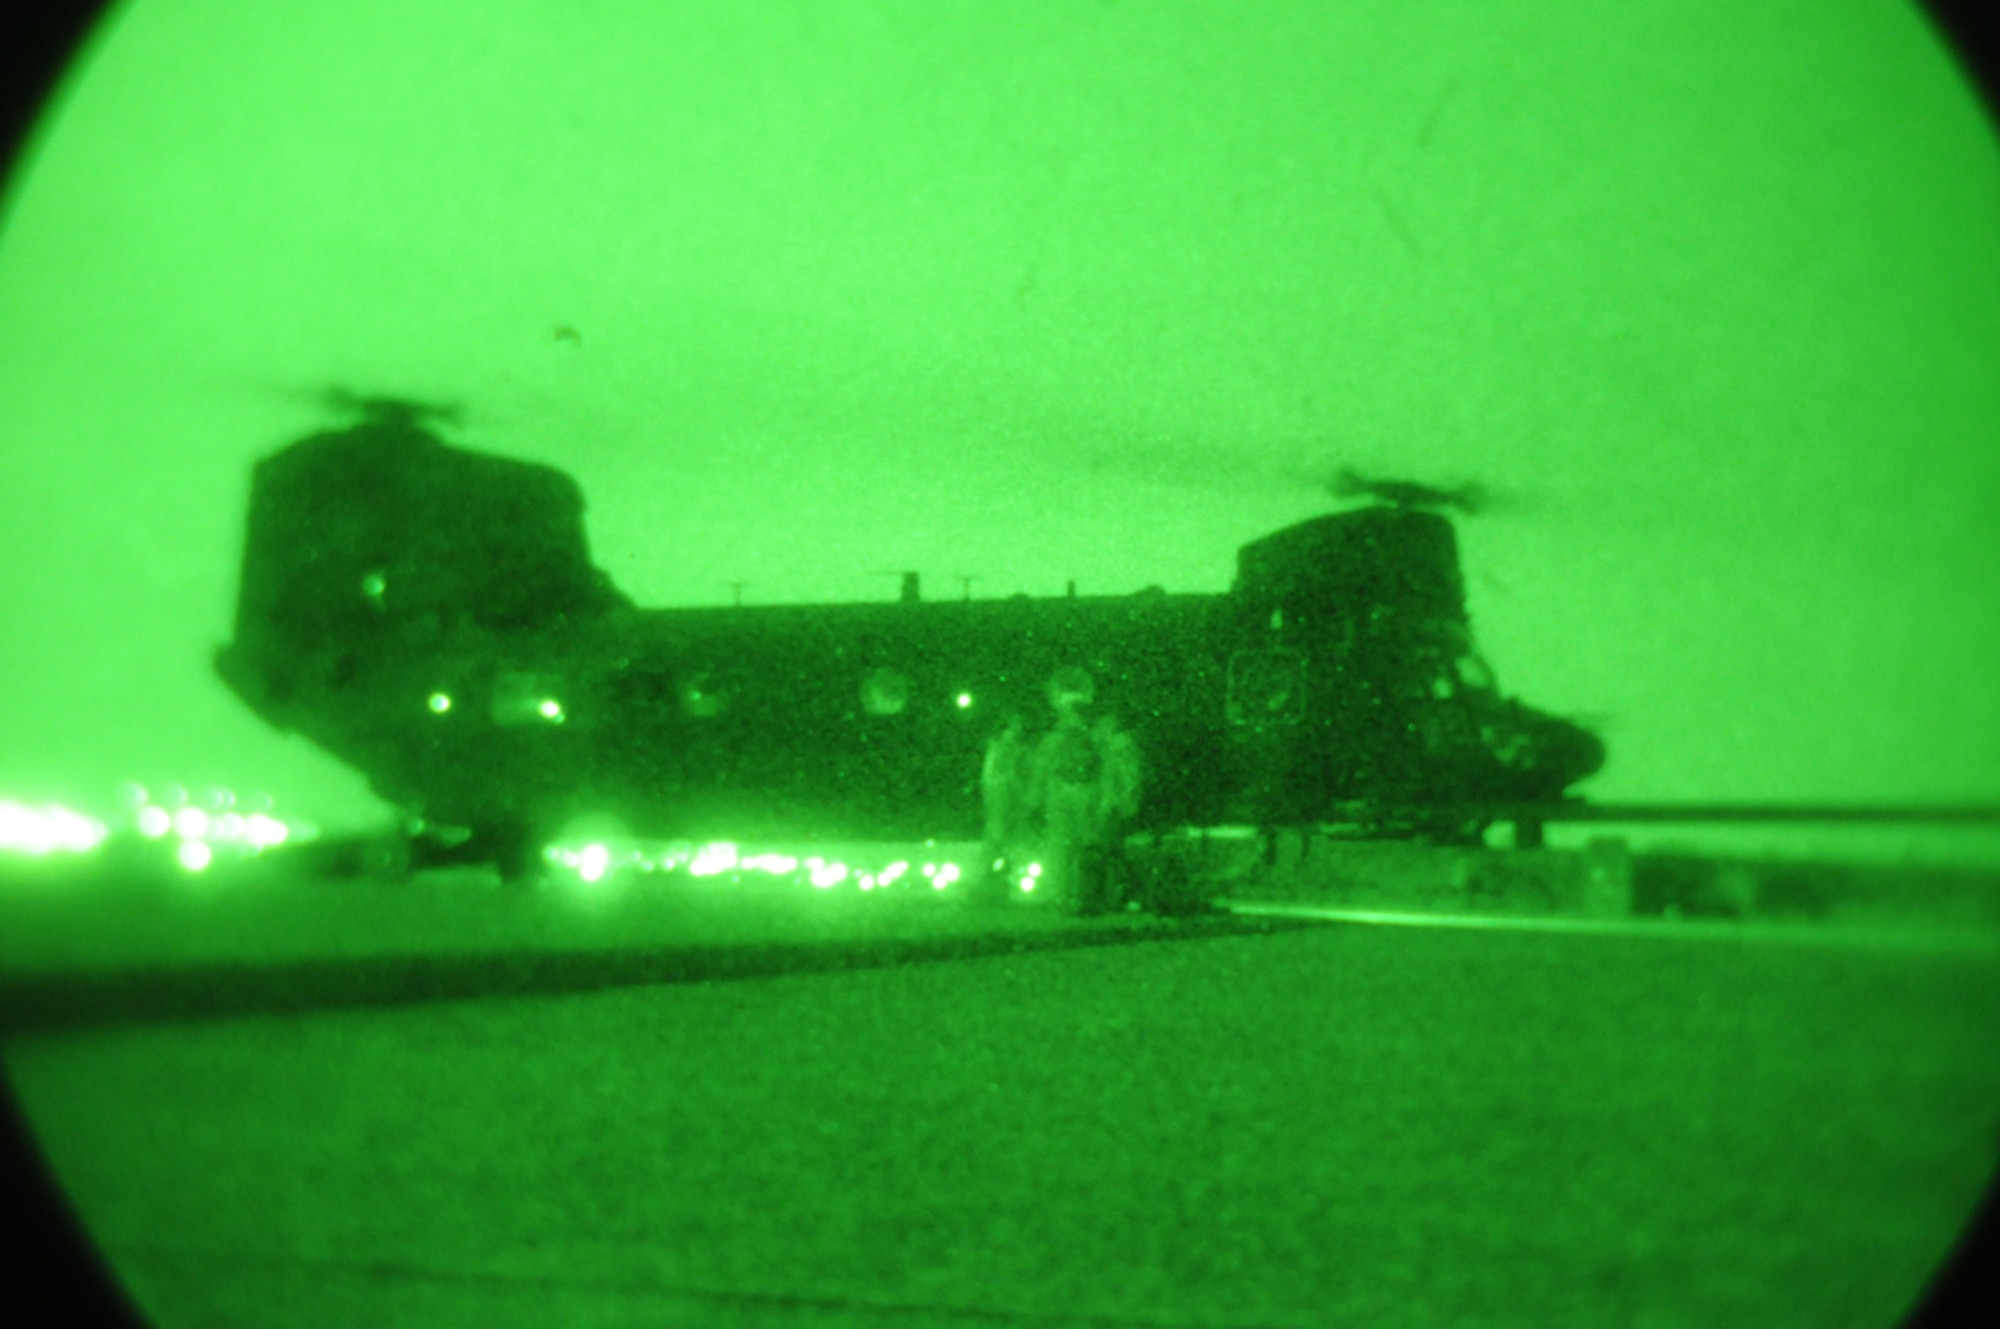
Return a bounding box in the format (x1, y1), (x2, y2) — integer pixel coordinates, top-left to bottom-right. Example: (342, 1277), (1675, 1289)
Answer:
(215, 394), (1607, 879)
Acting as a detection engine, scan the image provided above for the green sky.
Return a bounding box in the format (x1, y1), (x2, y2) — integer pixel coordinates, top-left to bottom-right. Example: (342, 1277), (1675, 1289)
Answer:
(1, 0), (1997, 831)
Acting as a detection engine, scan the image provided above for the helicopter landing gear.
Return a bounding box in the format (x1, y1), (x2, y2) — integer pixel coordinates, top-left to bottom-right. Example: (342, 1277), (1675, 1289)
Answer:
(477, 819), (545, 884)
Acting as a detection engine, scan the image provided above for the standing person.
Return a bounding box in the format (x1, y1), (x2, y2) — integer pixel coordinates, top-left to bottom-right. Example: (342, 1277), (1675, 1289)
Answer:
(1032, 681), (1106, 914)
(977, 713), (1030, 901)
(1092, 711), (1143, 906)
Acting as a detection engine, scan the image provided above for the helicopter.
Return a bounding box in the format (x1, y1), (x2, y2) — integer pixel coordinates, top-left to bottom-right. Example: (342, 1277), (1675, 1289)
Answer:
(214, 398), (1606, 878)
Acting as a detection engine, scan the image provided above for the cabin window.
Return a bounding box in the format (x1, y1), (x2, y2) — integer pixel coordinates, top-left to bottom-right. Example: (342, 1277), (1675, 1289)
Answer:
(1226, 650), (1304, 726)
(680, 671), (728, 718)
(490, 672), (567, 726)
(860, 667), (909, 717)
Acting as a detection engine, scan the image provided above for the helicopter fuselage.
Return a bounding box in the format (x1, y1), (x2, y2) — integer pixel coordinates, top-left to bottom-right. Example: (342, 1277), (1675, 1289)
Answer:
(215, 418), (1605, 869)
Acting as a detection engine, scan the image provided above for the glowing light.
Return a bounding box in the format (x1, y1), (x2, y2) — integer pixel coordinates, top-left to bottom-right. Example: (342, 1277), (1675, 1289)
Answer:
(810, 860), (849, 889)
(879, 860), (908, 885)
(0, 802), (107, 856)
(937, 863), (961, 887)
(578, 843), (610, 883)
(1019, 875), (1036, 893)
(177, 840), (212, 872)
(172, 807), (211, 840)
(243, 813), (289, 849)
(136, 806), (172, 839)
(362, 572), (386, 598)
(744, 853), (799, 875)
(537, 699), (564, 721)
(1028, 862), (1042, 877)
(690, 842), (739, 877)
(956, 693), (973, 709)
(859, 874), (876, 891)
(428, 693), (452, 714)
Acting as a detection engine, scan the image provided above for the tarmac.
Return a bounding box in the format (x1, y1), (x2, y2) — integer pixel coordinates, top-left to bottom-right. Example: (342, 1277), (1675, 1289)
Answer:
(2, 839), (1998, 1327)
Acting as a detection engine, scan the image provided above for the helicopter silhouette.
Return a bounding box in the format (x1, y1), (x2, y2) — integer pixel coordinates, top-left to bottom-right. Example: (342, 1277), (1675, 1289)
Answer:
(213, 401), (1606, 878)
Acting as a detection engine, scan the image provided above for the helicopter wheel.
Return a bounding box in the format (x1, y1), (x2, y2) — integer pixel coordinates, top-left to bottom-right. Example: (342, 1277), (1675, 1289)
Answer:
(480, 820), (545, 884)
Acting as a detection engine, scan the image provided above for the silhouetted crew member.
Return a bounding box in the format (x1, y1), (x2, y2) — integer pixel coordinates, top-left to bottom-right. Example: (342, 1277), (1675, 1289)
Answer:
(1091, 712), (1143, 905)
(1033, 696), (1107, 914)
(1093, 713), (1142, 833)
(978, 714), (1030, 899)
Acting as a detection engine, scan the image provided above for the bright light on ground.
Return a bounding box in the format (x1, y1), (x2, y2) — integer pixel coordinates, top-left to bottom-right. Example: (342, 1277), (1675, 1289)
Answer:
(532, 836), (988, 900)
(0, 801), (107, 857)
(243, 814), (289, 849)
(689, 843), (740, 877)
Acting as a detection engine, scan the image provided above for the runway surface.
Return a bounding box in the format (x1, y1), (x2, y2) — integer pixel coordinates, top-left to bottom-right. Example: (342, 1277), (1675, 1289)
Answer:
(3, 856), (1998, 1327)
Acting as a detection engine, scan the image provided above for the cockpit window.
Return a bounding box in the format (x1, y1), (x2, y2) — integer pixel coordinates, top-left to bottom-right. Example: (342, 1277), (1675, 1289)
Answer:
(679, 671), (728, 719)
(859, 667), (909, 717)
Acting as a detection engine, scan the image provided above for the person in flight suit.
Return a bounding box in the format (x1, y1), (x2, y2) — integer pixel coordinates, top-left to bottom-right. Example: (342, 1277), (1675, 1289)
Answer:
(1091, 711), (1143, 906)
(1031, 672), (1109, 915)
(977, 712), (1030, 901)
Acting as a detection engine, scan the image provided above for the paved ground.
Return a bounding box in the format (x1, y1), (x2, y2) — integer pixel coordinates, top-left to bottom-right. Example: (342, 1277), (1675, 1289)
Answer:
(3, 859), (1999, 1327)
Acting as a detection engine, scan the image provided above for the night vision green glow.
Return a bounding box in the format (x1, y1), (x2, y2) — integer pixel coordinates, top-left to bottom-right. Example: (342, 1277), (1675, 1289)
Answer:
(0, 0), (1992, 834)
(0, 7), (1997, 1324)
